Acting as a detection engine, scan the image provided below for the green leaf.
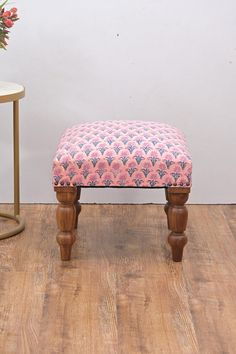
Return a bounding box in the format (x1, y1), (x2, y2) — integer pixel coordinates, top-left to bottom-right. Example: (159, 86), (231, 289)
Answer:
(0, 0), (9, 9)
(0, 41), (7, 49)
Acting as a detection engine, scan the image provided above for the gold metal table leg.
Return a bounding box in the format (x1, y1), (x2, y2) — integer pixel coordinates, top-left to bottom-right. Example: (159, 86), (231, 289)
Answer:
(13, 100), (20, 216)
(0, 100), (25, 240)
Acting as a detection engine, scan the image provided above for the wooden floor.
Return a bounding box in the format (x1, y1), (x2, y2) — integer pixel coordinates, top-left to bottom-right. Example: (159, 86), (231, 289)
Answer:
(0, 204), (236, 354)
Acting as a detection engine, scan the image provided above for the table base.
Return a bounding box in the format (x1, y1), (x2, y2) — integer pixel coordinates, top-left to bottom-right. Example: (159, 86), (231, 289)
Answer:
(0, 212), (25, 240)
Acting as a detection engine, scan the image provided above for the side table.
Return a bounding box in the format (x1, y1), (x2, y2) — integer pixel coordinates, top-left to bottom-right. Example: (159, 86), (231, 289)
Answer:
(0, 81), (25, 240)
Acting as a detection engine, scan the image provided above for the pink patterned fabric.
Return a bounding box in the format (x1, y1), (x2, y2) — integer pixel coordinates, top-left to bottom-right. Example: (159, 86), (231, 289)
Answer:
(52, 120), (192, 188)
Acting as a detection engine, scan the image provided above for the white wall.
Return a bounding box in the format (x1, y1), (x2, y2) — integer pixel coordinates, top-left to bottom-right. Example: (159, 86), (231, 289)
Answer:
(1, 0), (236, 204)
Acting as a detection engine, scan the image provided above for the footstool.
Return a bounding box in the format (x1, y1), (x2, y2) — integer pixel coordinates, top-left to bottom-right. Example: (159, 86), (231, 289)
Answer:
(52, 120), (192, 262)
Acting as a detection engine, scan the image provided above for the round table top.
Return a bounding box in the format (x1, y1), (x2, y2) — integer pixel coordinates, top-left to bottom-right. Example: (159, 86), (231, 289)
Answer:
(0, 81), (25, 103)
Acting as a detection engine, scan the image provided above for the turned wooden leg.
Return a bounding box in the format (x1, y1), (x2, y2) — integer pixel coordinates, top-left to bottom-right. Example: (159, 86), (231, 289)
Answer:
(167, 187), (190, 262)
(74, 187), (82, 229)
(54, 186), (77, 261)
(164, 188), (170, 229)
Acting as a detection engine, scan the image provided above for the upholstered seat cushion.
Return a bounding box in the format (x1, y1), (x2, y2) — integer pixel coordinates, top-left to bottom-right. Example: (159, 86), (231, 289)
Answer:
(52, 120), (192, 188)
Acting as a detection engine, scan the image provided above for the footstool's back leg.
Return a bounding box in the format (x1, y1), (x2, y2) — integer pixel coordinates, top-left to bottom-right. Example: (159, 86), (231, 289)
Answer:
(164, 189), (170, 229)
(167, 187), (190, 262)
(54, 186), (77, 261)
(74, 187), (82, 229)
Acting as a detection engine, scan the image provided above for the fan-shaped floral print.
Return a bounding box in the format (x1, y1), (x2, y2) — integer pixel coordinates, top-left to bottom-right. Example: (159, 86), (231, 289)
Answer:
(52, 120), (192, 188)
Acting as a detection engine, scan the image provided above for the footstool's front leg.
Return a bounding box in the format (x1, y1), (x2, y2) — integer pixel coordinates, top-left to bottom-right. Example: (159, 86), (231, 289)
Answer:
(167, 187), (190, 262)
(55, 186), (77, 261)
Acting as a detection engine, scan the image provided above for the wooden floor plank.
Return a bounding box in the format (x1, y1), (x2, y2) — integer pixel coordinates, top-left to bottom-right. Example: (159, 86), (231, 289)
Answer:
(184, 205), (236, 354)
(0, 204), (235, 353)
